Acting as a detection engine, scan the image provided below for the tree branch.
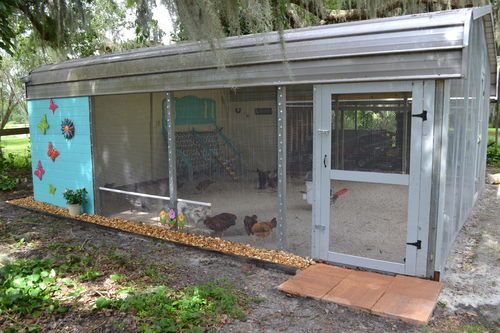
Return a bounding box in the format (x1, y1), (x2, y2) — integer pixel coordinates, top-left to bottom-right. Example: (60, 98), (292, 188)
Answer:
(16, 2), (59, 45)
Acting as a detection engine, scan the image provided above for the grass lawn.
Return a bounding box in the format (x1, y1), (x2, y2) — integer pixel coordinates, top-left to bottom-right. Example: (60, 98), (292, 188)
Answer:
(0, 135), (30, 156)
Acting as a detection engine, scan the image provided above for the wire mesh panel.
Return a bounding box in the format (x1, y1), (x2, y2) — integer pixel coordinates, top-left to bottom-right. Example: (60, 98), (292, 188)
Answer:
(436, 18), (491, 271)
(93, 92), (171, 223)
(328, 93), (411, 263)
(172, 88), (279, 249)
(285, 85), (313, 257)
(331, 93), (411, 173)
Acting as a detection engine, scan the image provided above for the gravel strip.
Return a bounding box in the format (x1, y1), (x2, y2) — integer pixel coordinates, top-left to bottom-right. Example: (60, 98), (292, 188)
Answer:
(8, 196), (314, 269)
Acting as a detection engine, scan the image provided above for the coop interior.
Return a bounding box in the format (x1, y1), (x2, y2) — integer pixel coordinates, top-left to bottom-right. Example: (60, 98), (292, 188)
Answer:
(92, 86), (411, 261)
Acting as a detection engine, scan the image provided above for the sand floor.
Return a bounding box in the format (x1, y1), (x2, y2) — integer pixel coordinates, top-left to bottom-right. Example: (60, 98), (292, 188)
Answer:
(102, 178), (408, 262)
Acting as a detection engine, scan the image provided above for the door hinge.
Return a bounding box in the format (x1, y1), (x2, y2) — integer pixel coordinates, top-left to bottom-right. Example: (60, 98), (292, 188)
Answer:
(314, 225), (326, 231)
(406, 240), (422, 249)
(412, 110), (427, 121)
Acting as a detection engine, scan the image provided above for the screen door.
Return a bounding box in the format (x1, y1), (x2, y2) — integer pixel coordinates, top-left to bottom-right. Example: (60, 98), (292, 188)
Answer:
(313, 81), (428, 275)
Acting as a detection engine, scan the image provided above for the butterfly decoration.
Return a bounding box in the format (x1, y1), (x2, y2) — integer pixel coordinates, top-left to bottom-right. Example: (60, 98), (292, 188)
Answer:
(37, 114), (49, 134)
(49, 184), (57, 195)
(61, 118), (75, 139)
(47, 142), (60, 161)
(34, 161), (45, 180)
(49, 98), (58, 113)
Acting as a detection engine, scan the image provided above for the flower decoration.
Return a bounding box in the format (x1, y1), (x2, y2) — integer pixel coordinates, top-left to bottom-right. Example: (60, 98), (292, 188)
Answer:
(47, 142), (60, 161)
(159, 209), (168, 224)
(49, 98), (58, 113)
(168, 209), (176, 219)
(34, 161), (45, 180)
(37, 114), (49, 134)
(178, 213), (186, 229)
(61, 118), (75, 139)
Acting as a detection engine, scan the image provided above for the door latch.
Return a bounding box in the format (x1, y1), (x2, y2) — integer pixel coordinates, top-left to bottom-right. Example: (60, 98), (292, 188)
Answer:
(406, 240), (422, 249)
(412, 110), (427, 121)
(317, 129), (330, 134)
(314, 225), (326, 231)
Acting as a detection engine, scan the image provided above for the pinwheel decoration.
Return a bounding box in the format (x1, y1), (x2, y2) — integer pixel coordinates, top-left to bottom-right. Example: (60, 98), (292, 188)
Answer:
(47, 142), (60, 161)
(61, 118), (75, 139)
(37, 114), (49, 134)
(34, 161), (45, 180)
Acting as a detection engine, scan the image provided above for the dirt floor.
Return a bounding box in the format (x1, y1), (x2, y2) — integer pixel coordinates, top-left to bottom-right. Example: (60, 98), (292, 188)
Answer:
(0, 180), (498, 332)
(104, 178), (408, 262)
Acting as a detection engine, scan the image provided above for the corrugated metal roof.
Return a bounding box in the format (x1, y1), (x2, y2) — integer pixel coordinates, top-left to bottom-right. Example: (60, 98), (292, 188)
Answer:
(25, 6), (496, 99)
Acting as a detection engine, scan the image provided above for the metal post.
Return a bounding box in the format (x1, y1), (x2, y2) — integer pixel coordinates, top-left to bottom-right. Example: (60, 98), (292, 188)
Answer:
(277, 86), (287, 250)
(165, 92), (178, 224)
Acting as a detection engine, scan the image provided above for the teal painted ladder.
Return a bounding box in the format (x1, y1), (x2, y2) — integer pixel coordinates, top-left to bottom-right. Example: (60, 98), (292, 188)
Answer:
(191, 127), (242, 181)
(162, 105), (241, 182)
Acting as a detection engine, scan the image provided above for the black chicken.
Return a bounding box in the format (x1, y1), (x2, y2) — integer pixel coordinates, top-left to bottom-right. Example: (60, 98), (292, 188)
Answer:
(244, 215), (258, 235)
(204, 213), (237, 237)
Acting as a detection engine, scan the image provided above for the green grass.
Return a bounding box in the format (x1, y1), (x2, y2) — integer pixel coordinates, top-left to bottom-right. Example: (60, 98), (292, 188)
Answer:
(0, 136), (30, 156)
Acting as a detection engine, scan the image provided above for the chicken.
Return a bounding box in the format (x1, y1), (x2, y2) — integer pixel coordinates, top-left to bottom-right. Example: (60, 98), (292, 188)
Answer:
(244, 215), (258, 235)
(203, 213), (237, 236)
(331, 188), (348, 205)
(250, 217), (277, 239)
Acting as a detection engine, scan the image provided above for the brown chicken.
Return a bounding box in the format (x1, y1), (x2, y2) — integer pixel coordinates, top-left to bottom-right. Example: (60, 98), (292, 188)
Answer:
(203, 213), (237, 236)
(250, 217), (277, 239)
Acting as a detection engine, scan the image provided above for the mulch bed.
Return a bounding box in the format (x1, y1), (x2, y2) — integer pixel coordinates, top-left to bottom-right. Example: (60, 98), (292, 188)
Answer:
(8, 197), (314, 269)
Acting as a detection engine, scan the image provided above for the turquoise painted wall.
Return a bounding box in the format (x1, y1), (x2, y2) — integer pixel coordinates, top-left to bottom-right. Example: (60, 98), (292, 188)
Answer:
(28, 97), (94, 213)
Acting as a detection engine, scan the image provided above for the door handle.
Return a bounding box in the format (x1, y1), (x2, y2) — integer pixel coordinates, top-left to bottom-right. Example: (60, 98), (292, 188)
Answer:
(323, 154), (327, 168)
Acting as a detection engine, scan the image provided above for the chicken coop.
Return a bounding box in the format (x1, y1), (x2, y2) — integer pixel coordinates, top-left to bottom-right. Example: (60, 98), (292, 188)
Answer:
(25, 6), (496, 279)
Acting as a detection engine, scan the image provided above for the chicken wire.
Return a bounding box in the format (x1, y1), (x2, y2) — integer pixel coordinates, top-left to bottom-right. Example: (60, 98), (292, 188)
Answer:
(91, 86), (317, 257)
(172, 87), (280, 250)
(285, 85), (313, 257)
(435, 18), (491, 271)
(328, 93), (411, 263)
(92, 92), (171, 218)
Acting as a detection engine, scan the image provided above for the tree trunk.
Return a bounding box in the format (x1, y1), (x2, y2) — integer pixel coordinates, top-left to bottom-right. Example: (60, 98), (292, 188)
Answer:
(495, 100), (499, 147)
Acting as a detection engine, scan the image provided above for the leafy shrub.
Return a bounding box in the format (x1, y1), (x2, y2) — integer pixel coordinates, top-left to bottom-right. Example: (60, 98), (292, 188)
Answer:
(487, 145), (500, 167)
(0, 258), (66, 316)
(0, 173), (18, 191)
(95, 281), (247, 332)
(0, 149), (30, 192)
(0, 151), (31, 171)
(78, 268), (102, 282)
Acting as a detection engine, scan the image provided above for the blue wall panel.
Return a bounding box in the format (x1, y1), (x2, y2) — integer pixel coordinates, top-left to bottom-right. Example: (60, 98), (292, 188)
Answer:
(28, 97), (94, 213)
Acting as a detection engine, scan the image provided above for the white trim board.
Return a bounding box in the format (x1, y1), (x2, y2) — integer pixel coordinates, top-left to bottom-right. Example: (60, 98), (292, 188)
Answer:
(330, 170), (410, 186)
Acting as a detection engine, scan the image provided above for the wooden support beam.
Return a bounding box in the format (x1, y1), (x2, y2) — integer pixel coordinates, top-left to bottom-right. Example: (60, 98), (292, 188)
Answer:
(0, 127), (30, 136)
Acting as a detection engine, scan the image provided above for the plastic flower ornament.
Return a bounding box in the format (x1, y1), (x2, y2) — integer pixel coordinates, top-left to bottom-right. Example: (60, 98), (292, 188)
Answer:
(167, 208), (177, 227)
(177, 213), (186, 229)
(178, 213), (185, 223)
(159, 209), (168, 224)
